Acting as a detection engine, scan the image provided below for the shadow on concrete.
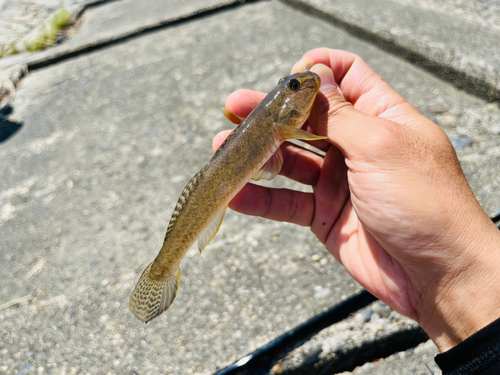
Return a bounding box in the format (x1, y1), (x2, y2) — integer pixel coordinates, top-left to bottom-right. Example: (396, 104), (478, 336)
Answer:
(316, 327), (429, 375)
(0, 105), (23, 143)
(216, 291), (378, 375)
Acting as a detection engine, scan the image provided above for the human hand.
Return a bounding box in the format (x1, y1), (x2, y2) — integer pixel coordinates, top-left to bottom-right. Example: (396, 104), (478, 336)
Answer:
(213, 48), (500, 352)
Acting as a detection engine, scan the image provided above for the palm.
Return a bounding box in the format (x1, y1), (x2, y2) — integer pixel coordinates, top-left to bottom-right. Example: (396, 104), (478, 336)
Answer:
(299, 126), (418, 319)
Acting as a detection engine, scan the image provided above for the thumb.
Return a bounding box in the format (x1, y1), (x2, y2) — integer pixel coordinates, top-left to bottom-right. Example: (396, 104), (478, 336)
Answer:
(310, 64), (400, 161)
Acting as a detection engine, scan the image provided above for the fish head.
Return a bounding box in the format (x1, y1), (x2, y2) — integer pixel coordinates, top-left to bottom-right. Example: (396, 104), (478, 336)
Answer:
(274, 70), (321, 127)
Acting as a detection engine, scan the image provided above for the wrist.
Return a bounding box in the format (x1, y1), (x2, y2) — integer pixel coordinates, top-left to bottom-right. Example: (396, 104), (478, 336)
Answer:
(418, 218), (500, 352)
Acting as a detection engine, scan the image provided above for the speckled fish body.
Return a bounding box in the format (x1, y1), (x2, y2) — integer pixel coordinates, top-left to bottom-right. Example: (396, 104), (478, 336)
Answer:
(129, 70), (323, 323)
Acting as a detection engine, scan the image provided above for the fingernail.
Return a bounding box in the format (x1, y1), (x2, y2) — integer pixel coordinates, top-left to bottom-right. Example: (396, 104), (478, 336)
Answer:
(291, 56), (314, 74)
(311, 64), (339, 92)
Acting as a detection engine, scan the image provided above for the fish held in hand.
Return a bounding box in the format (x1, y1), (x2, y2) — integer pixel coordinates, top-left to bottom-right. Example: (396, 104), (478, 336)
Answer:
(129, 70), (324, 323)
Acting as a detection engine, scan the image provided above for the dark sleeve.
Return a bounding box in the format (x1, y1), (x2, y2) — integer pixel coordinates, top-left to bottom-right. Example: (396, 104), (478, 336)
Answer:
(435, 317), (500, 375)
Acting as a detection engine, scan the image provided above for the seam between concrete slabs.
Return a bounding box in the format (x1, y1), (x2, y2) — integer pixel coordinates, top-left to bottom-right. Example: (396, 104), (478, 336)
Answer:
(280, 0), (500, 103)
(26, 0), (266, 71)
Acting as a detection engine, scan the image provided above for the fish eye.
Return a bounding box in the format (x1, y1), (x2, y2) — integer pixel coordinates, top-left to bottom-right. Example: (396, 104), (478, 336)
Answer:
(289, 79), (300, 91)
(278, 77), (286, 84)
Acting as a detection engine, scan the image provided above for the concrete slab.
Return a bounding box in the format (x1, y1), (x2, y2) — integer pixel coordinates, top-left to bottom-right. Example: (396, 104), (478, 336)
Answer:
(67, 0), (255, 49)
(391, 0), (500, 30)
(1, 1), (499, 374)
(289, 0), (500, 100)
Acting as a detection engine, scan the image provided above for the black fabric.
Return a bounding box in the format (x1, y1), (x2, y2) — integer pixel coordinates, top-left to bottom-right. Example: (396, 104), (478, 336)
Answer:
(435, 317), (500, 374)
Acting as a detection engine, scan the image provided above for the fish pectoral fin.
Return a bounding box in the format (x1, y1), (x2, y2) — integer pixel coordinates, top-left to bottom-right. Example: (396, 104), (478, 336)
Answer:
(129, 263), (181, 323)
(198, 206), (227, 253)
(278, 124), (328, 141)
(221, 107), (245, 124)
(252, 148), (283, 181)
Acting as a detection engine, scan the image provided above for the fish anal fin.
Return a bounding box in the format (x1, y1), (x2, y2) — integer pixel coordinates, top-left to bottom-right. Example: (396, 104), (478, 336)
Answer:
(252, 148), (283, 181)
(198, 206), (227, 252)
(129, 263), (180, 323)
(222, 107), (245, 124)
(279, 124), (328, 141)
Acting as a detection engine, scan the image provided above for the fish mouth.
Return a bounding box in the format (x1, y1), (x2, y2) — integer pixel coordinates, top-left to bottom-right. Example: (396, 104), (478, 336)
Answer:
(303, 64), (321, 92)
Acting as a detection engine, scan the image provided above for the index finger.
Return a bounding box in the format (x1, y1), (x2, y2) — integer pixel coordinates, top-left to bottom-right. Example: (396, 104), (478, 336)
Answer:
(224, 88), (267, 120)
(292, 48), (356, 87)
(292, 48), (414, 119)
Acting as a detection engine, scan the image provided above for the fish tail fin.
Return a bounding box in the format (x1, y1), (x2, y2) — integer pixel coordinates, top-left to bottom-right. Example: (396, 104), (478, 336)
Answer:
(129, 263), (180, 323)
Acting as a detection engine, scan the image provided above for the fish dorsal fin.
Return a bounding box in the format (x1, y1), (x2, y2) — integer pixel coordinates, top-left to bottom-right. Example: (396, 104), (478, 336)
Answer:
(198, 206), (227, 252)
(252, 147), (283, 181)
(279, 124), (328, 141)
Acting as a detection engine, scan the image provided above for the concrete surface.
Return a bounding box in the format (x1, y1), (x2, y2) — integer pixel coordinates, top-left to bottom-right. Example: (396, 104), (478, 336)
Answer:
(0, 0), (499, 374)
(69, 0), (245, 48)
(391, 0), (500, 30)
